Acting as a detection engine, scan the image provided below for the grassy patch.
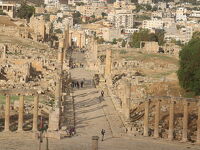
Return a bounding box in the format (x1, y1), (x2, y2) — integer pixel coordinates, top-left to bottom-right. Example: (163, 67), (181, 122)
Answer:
(149, 70), (176, 79)
(0, 95), (33, 105)
(119, 50), (127, 54)
(121, 52), (178, 65)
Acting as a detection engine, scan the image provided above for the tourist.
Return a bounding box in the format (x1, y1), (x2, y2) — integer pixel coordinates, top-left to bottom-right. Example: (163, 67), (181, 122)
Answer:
(77, 81), (80, 89)
(101, 129), (105, 141)
(101, 90), (104, 97)
(81, 81), (84, 88)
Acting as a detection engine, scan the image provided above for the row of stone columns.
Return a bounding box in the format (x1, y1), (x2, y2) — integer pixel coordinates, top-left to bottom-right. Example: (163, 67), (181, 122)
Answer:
(143, 99), (200, 142)
(3, 95), (39, 132)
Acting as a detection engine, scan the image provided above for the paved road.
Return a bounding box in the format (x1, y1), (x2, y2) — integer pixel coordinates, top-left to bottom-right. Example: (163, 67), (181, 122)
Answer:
(0, 50), (200, 150)
(0, 81), (200, 150)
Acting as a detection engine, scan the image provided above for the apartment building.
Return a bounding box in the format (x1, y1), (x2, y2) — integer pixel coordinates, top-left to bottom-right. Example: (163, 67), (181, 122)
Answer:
(107, 9), (134, 28)
(142, 18), (164, 30)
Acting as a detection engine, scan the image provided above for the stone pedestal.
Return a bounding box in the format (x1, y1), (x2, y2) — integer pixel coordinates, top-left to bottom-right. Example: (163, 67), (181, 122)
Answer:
(18, 95), (24, 131)
(4, 95), (10, 132)
(92, 136), (99, 150)
(48, 108), (60, 131)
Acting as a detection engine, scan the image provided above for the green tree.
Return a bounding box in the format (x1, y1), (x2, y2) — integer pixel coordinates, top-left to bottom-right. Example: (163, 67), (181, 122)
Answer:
(152, 6), (158, 11)
(122, 40), (126, 47)
(145, 4), (152, 11)
(91, 15), (95, 19)
(112, 38), (117, 44)
(97, 37), (104, 44)
(0, 10), (6, 15)
(73, 11), (82, 25)
(135, 4), (145, 12)
(192, 31), (200, 39)
(76, 2), (84, 6)
(129, 29), (151, 48)
(177, 38), (200, 95)
(101, 12), (108, 18)
(155, 30), (165, 45)
(16, 3), (35, 20)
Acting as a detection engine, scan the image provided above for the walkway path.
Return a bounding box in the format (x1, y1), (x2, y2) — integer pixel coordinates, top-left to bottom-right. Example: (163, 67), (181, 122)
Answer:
(0, 50), (200, 150)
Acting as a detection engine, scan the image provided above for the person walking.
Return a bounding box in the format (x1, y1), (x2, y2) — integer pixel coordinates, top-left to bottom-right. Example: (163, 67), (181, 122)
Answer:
(101, 129), (105, 141)
(77, 81), (80, 89)
(80, 81), (84, 88)
(101, 90), (104, 97)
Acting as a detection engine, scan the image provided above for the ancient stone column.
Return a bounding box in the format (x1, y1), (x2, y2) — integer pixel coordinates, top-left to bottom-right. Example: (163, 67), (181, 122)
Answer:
(144, 100), (150, 136)
(69, 32), (72, 47)
(4, 95), (10, 132)
(32, 95), (39, 131)
(182, 100), (189, 142)
(197, 102), (200, 143)
(58, 48), (64, 70)
(104, 49), (112, 78)
(154, 99), (161, 138)
(55, 74), (62, 108)
(63, 26), (69, 61)
(2, 45), (7, 59)
(92, 136), (99, 150)
(123, 81), (131, 121)
(18, 95), (24, 131)
(168, 99), (175, 140)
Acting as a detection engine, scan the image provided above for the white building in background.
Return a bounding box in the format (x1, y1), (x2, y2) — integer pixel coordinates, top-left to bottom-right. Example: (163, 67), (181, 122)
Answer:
(165, 25), (193, 44)
(44, 0), (60, 6)
(115, 13), (134, 28)
(176, 7), (187, 21)
(124, 28), (139, 34)
(108, 9), (134, 28)
(142, 18), (164, 30)
(138, 0), (152, 4)
(0, 3), (16, 18)
(190, 10), (200, 18)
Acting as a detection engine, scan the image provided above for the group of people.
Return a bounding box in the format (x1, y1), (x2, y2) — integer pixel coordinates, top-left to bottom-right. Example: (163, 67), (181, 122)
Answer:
(71, 80), (84, 89)
(71, 63), (84, 69)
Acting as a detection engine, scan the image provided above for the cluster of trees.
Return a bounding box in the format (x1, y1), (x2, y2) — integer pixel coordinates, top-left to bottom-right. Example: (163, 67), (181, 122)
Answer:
(178, 31), (200, 96)
(16, 3), (35, 20)
(129, 29), (165, 48)
(73, 11), (82, 25)
(135, 4), (158, 12)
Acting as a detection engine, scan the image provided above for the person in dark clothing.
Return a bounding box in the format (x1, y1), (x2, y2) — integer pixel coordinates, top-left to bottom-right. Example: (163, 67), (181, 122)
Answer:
(71, 81), (74, 88)
(77, 81), (80, 89)
(101, 129), (105, 141)
(80, 81), (84, 88)
(101, 90), (104, 97)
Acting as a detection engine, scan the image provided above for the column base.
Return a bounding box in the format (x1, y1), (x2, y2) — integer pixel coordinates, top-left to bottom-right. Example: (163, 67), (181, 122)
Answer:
(153, 135), (159, 139)
(32, 129), (38, 133)
(3, 129), (11, 133)
(167, 136), (173, 141)
(181, 138), (188, 142)
(17, 129), (24, 132)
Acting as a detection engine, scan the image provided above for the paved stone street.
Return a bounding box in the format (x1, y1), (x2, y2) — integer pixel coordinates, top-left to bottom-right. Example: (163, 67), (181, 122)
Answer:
(0, 81), (200, 150)
(0, 50), (200, 150)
